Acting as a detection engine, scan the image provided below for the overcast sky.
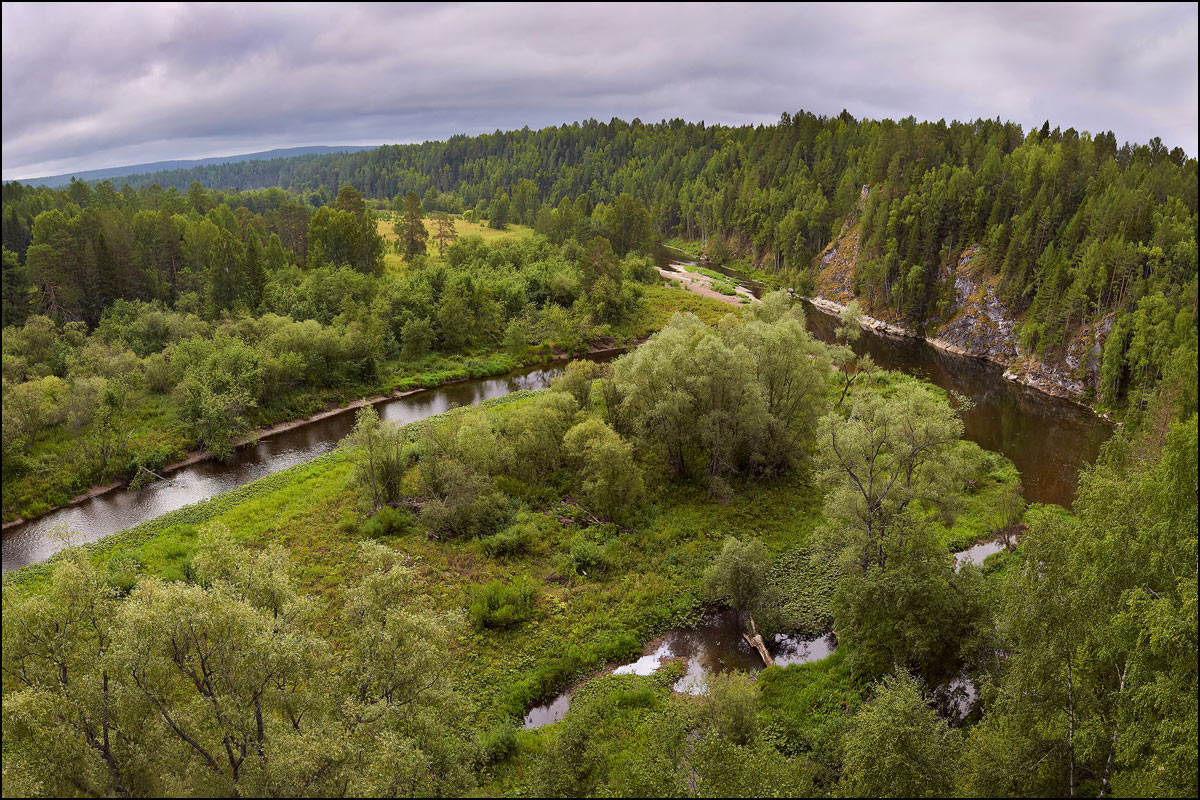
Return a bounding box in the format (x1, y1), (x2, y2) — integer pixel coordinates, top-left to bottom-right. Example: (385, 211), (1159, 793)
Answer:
(3, 2), (1197, 180)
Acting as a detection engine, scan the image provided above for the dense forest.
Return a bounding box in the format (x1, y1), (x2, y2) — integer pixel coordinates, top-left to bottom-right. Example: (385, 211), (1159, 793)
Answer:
(2, 110), (1197, 798)
(6, 112), (1196, 416)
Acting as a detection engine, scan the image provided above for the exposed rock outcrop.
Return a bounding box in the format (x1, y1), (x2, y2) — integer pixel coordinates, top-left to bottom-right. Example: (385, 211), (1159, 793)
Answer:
(810, 227), (1108, 404)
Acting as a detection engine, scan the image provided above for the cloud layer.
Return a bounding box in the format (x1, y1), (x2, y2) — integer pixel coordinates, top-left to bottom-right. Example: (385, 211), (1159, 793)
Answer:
(3, 2), (1196, 180)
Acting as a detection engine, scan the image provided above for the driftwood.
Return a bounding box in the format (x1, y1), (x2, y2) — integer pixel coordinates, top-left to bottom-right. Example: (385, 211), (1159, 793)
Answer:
(140, 465), (166, 481)
(742, 616), (774, 667)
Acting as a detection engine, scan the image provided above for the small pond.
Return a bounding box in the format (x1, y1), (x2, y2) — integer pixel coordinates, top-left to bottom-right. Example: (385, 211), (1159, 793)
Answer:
(522, 610), (837, 728)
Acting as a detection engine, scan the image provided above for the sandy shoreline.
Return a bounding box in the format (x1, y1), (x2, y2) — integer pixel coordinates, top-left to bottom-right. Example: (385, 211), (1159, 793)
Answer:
(656, 265), (758, 306)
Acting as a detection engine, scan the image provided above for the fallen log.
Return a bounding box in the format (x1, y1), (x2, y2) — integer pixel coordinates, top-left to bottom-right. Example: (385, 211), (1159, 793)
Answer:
(742, 616), (775, 667)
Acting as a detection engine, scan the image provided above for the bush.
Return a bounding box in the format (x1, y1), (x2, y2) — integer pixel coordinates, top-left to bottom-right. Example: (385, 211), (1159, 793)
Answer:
(479, 721), (519, 765)
(706, 239), (731, 265)
(105, 549), (145, 595)
(359, 505), (414, 538)
(481, 517), (537, 559)
(469, 576), (538, 629)
(563, 537), (612, 577)
(623, 254), (660, 284)
(704, 669), (759, 745)
(418, 458), (510, 539)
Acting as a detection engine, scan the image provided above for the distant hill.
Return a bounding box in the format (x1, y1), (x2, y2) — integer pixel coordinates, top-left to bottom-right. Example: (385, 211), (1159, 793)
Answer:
(15, 145), (380, 187)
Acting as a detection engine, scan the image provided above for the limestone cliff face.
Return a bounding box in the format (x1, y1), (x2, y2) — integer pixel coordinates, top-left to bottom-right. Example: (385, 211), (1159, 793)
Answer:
(811, 227), (1108, 403)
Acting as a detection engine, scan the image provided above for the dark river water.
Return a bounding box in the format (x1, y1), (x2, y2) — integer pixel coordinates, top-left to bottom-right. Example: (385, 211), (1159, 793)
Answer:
(3, 259), (1112, 571)
(2, 357), (615, 572)
(650, 243), (1114, 507)
(801, 302), (1114, 508)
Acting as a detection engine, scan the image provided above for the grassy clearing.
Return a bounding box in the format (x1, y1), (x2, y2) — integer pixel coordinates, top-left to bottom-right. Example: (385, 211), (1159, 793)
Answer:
(376, 214), (535, 272)
(638, 284), (739, 329)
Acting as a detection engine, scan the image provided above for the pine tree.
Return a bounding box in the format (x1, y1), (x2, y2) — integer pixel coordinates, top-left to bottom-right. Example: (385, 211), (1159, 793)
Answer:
(395, 191), (428, 257)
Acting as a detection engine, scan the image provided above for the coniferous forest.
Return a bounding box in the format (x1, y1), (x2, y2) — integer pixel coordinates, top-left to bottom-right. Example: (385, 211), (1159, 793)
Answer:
(2, 109), (1196, 798)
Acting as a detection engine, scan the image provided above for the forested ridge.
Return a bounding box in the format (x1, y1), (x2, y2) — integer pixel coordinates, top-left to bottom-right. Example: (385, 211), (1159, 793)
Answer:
(6, 111), (1196, 416)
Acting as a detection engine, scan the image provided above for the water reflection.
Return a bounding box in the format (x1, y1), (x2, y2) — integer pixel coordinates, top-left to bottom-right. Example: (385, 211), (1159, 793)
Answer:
(802, 301), (1113, 508)
(3, 356), (616, 572)
(523, 611), (837, 728)
(954, 538), (1010, 571)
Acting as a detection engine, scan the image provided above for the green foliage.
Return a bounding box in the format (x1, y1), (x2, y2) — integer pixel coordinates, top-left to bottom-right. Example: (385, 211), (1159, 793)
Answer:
(2, 536), (477, 797)
(966, 415), (1198, 798)
(562, 536), (613, 578)
(480, 515), (540, 559)
(499, 630), (642, 718)
(479, 721), (519, 765)
(359, 504), (414, 538)
(816, 379), (995, 684)
(839, 671), (961, 798)
(700, 536), (772, 615)
(612, 293), (832, 481)
(562, 417), (645, 524)
(469, 576), (539, 629)
(757, 650), (860, 768)
(767, 546), (839, 635)
(702, 669), (759, 745)
(394, 190), (429, 257)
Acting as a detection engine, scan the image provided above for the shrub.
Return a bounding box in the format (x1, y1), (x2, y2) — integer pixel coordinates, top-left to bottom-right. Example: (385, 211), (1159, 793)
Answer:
(479, 721), (519, 765)
(359, 505), (414, 538)
(418, 457), (510, 538)
(704, 669), (759, 745)
(105, 550), (144, 595)
(481, 518), (536, 559)
(469, 576), (538, 629)
(563, 538), (612, 577)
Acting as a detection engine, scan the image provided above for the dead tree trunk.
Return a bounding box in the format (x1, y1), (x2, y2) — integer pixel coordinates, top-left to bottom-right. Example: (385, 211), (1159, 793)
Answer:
(743, 616), (774, 667)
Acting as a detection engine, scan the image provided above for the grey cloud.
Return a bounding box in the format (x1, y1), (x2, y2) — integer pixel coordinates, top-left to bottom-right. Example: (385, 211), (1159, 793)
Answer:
(2, 2), (1196, 180)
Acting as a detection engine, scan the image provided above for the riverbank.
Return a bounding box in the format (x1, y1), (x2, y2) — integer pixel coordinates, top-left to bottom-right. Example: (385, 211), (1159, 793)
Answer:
(4, 277), (736, 530)
(1, 342), (638, 535)
(806, 294), (1112, 418)
(655, 265), (757, 306)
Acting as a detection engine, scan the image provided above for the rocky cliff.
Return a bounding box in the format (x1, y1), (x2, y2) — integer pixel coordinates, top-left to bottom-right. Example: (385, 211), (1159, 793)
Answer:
(811, 227), (1109, 403)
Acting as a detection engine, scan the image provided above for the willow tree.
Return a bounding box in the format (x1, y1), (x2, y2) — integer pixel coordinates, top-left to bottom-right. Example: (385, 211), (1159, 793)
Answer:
(611, 292), (832, 483)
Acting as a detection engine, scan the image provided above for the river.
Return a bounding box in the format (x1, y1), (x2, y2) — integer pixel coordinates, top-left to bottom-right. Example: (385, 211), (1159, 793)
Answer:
(3, 262), (1112, 570)
(651, 243), (1113, 507)
(2, 356), (616, 572)
(800, 302), (1114, 508)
